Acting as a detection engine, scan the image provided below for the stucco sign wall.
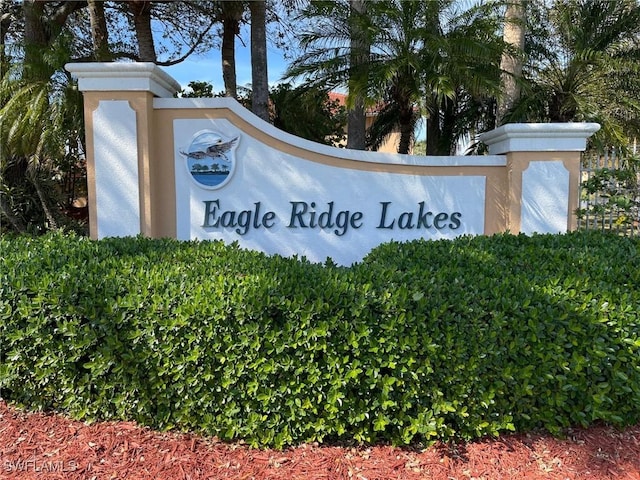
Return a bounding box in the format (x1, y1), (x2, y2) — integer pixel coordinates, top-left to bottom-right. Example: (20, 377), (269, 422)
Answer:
(173, 118), (488, 264)
(66, 62), (600, 265)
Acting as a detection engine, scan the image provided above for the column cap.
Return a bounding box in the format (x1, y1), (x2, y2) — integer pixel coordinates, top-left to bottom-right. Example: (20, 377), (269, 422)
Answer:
(65, 62), (181, 98)
(480, 123), (601, 155)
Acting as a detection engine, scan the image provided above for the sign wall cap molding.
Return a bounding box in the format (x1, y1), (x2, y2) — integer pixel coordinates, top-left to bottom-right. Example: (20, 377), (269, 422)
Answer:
(480, 122), (601, 154)
(65, 62), (181, 98)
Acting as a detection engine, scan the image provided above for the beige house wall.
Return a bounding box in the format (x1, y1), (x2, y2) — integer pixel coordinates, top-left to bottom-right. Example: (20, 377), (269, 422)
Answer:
(365, 116), (404, 154)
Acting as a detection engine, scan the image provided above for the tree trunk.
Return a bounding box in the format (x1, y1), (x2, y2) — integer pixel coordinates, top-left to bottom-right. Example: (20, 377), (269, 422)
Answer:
(222, 2), (242, 99)
(88, 0), (110, 61)
(397, 125), (413, 155)
(347, 0), (368, 150)
(250, 1), (269, 121)
(497, 0), (525, 125)
(426, 116), (441, 156)
(397, 100), (414, 154)
(441, 100), (457, 155)
(129, 1), (156, 63)
(22, 0), (48, 72)
(23, 0), (83, 60)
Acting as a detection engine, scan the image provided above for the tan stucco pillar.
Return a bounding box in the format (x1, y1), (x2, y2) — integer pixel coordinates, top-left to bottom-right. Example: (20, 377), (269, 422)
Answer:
(480, 123), (600, 234)
(65, 63), (180, 239)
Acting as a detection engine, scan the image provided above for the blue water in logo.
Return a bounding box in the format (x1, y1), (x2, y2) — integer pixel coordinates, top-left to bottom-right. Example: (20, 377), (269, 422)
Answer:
(191, 172), (229, 187)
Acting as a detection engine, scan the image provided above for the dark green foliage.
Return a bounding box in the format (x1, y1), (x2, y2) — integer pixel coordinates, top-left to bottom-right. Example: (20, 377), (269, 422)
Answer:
(0, 32), (87, 235)
(175, 81), (347, 147)
(1, 231), (639, 448)
(178, 80), (217, 98)
(506, 0), (640, 148)
(270, 83), (347, 146)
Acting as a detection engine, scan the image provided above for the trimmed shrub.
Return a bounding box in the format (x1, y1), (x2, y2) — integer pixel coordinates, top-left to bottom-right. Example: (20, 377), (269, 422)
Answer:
(1, 231), (639, 447)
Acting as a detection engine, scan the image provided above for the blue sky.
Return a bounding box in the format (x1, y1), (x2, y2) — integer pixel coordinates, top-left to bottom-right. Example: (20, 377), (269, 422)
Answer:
(164, 24), (291, 94)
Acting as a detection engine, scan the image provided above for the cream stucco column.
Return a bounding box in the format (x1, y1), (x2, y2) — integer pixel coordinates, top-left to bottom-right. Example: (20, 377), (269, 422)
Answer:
(480, 123), (600, 234)
(66, 62), (180, 239)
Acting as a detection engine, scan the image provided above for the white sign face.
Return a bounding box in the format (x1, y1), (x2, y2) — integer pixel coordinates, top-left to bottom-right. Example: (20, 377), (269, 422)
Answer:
(94, 100), (140, 237)
(521, 161), (569, 234)
(174, 119), (487, 265)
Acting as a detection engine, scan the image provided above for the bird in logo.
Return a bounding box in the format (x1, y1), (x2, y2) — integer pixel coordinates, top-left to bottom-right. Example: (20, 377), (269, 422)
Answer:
(180, 136), (238, 162)
(205, 137), (238, 162)
(180, 150), (207, 160)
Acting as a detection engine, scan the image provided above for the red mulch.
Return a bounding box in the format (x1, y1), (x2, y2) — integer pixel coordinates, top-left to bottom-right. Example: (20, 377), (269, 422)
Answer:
(1, 401), (639, 480)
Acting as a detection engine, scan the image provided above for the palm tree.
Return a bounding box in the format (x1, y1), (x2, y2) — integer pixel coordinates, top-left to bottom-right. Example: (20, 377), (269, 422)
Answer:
(284, 0), (373, 148)
(347, 0), (369, 150)
(364, 1), (505, 155)
(362, 1), (427, 154)
(221, 1), (244, 98)
(1, 1), (87, 233)
(1, 34), (85, 233)
(286, 0), (505, 155)
(87, 0), (111, 61)
(497, 0), (526, 125)
(250, 0), (269, 121)
(419, 1), (505, 155)
(285, 0), (423, 152)
(505, 0), (640, 150)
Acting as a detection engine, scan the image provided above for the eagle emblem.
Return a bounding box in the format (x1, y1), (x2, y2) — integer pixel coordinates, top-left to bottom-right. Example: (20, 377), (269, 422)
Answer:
(179, 130), (239, 189)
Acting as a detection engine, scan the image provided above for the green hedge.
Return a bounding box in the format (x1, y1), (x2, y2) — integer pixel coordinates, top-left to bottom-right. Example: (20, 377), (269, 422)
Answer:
(1, 231), (639, 447)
